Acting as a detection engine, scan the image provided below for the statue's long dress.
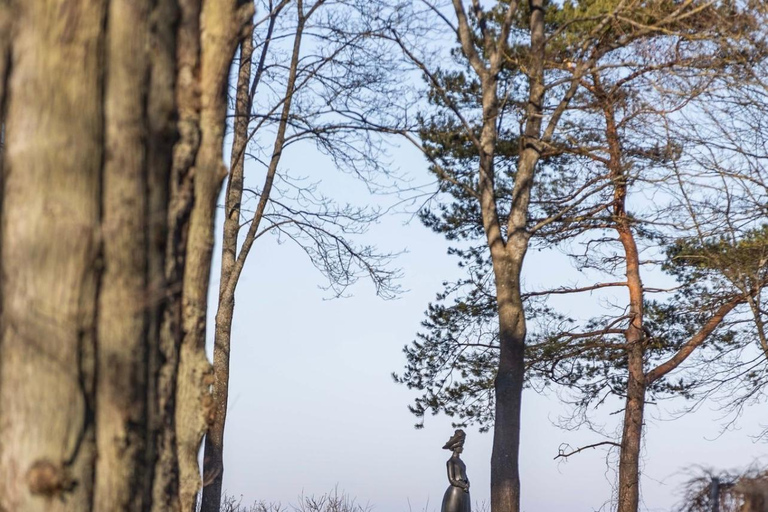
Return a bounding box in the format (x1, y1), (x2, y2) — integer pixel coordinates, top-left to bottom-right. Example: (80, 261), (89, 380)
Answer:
(441, 456), (471, 512)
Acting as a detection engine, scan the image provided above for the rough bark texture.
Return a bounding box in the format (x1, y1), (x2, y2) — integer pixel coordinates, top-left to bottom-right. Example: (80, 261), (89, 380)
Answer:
(94, 1), (155, 509)
(490, 256), (526, 512)
(0, 0), (252, 509)
(200, 21), (255, 512)
(171, 2), (206, 510)
(148, 1), (184, 510)
(175, 2), (253, 510)
(0, 2), (106, 510)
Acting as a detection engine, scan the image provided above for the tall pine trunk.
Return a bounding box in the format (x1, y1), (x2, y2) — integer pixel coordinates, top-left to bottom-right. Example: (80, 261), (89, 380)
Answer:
(490, 254), (527, 512)
(602, 81), (646, 512)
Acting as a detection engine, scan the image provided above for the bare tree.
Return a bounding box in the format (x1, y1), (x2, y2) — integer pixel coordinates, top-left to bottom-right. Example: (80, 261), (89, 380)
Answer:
(200, 2), (402, 510)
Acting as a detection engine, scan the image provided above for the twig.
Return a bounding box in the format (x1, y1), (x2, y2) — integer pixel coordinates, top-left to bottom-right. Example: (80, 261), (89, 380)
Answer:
(554, 441), (621, 460)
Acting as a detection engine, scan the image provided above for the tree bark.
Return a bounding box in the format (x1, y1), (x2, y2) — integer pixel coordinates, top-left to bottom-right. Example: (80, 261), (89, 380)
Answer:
(617, 346), (645, 512)
(200, 20), (254, 512)
(488, 1), (546, 509)
(0, 2), (106, 510)
(599, 75), (646, 512)
(175, 2), (253, 510)
(0, 1), (250, 510)
(94, 0), (155, 509)
(491, 254), (527, 512)
(148, 1), (185, 510)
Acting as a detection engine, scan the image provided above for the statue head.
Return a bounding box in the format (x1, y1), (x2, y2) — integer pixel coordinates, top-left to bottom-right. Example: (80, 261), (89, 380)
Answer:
(442, 429), (466, 453)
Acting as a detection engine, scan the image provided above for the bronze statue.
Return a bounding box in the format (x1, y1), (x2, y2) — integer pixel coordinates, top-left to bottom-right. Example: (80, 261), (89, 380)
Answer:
(441, 429), (471, 512)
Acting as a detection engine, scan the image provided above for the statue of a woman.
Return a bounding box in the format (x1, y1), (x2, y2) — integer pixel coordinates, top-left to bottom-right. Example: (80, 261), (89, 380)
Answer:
(440, 429), (471, 512)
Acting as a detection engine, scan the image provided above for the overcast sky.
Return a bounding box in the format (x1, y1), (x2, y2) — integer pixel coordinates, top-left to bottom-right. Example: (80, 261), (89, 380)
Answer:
(205, 138), (768, 512)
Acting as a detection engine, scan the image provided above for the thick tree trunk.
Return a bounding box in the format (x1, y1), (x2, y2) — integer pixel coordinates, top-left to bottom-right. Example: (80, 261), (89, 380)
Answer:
(0, 1), (177, 510)
(0, 2), (106, 510)
(200, 22), (254, 512)
(148, 1), (185, 510)
(491, 255), (527, 512)
(0, 1), (250, 511)
(488, 0), (546, 500)
(95, 0), (154, 509)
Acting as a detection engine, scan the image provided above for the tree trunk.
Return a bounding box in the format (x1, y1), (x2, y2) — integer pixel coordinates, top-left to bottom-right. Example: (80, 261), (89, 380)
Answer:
(200, 21), (254, 512)
(95, 0), (154, 509)
(149, 1), (186, 509)
(600, 76), (646, 512)
(175, 2), (253, 510)
(0, 1), (176, 511)
(614, 175), (646, 512)
(491, 255), (527, 512)
(487, 0), (546, 502)
(617, 345), (646, 512)
(0, 1), (252, 511)
(0, 2), (105, 510)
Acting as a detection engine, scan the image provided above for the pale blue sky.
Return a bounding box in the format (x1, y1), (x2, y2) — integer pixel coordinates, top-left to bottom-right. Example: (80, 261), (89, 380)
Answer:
(205, 138), (767, 512)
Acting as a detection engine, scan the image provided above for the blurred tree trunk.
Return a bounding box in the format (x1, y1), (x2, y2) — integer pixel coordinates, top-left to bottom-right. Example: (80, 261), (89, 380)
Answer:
(0, 1), (169, 510)
(0, 2), (105, 510)
(0, 1), (250, 511)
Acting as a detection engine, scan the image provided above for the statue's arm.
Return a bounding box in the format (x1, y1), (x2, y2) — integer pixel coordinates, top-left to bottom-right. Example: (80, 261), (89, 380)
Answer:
(447, 461), (469, 491)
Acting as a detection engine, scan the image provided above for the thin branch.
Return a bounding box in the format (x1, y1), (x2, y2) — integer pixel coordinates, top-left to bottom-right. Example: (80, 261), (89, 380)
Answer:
(554, 441), (621, 460)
